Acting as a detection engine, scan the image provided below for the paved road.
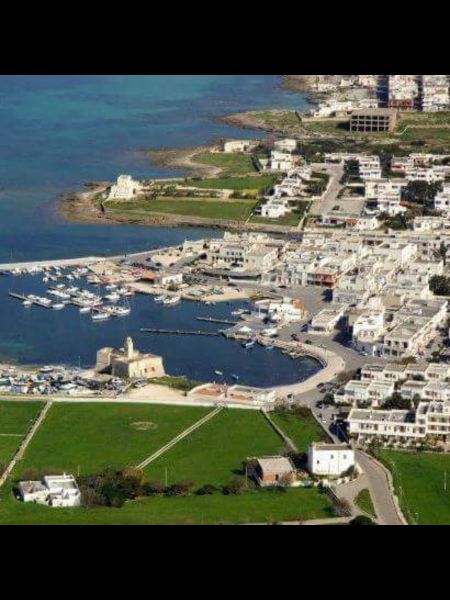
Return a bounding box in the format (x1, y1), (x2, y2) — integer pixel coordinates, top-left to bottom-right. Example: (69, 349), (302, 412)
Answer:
(355, 450), (405, 525)
(309, 164), (344, 216)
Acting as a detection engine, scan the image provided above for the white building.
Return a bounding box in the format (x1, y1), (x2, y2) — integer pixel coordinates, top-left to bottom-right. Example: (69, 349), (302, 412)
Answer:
(434, 185), (450, 215)
(223, 140), (258, 153)
(307, 443), (355, 477)
(19, 474), (81, 508)
(108, 175), (143, 201)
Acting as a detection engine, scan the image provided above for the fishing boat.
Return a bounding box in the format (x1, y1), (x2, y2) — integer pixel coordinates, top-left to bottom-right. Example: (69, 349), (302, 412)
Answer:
(23, 300), (32, 307)
(112, 305), (131, 317)
(79, 306), (91, 314)
(232, 374), (240, 381)
(40, 366), (54, 374)
(214, 370), (224, 376)
(154, 295), (166, 303)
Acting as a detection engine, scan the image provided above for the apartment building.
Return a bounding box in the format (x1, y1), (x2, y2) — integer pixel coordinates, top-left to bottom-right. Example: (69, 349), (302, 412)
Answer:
(348, 400), (450, 444)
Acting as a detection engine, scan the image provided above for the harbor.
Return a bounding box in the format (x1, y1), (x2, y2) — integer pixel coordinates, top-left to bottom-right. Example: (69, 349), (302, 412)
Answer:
(0, 270), (321, 389)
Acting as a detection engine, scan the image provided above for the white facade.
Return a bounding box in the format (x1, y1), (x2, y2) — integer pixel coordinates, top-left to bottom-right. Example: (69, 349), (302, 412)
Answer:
(307, 443), (355, 477)
(19, 474), (81, 508)
(108, 175), (143, 201)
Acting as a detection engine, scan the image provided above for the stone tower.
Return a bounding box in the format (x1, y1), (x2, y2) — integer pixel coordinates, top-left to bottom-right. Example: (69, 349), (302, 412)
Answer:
(124, 336), (134, 359)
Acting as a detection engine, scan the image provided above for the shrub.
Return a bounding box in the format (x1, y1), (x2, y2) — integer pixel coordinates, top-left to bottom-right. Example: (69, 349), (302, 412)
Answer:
(165, 481), (194, 497)
(196, 484), (218, 496)
(349, 515), (376, 526)
(142, 481), (166, 496)
(222, 476), (247, 496)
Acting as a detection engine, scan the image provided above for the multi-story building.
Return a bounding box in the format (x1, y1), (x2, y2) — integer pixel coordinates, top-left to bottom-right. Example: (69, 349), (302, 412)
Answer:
(348, 400), (450, 445)
(350, 108), (397, 132)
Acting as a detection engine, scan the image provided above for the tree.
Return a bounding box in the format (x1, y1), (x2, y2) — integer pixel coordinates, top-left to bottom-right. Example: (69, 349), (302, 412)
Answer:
(383, 393), (411, 411)
(349, 515), (376, 526)
(429, 275), (450, 296)
(404, 180), (443, 205)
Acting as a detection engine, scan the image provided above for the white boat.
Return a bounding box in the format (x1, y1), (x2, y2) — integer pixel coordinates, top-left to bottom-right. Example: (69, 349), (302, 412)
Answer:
(105, 293), (120, 303)
(163, 295), (181, 306)
(242, 339), (255, 349)
(79, 306), (91, 314)
(111, 305), (131, 317)
(52, 303), (65, 310)
(23, 300), (32, 307)
(92, 311), (110, 321)
(154, 295), (166, 303)
(214, 370), (224, 376)
(40, 366), (54, 374)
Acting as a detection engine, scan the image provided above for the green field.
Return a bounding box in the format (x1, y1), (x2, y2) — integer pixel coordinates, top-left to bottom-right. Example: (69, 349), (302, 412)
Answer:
(192, 152), (257, 176)
(14, 403), (211, 478)
(146, 409), (286, 487)
(105, 198), (256, 222)
(382, 450), (450, 525)
(270, 411), (328, 453)
(0, 401), (43, 466)
(0, 404), (335, 524)
(183, 174), (278, 191)
(0, 484), (333, 525)
(355, 488), (376, 518)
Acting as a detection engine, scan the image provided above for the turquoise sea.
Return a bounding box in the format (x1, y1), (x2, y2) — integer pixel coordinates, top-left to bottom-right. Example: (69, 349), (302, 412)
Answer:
(0, 75), (320, 384)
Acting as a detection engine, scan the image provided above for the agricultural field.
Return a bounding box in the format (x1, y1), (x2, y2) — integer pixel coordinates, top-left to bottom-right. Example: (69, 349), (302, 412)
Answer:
(192, 152), (257, 176)
(183, 174), (278, 192)
(105, 197), (257, 222)
(382, 450), (450, 525)
(0, 401), (43, 467)
(270, 410), (328, 453)
(13, 403), (211, 478)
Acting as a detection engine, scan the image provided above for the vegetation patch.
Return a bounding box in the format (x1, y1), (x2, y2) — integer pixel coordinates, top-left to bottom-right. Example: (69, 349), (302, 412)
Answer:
(382, 450), (450, 525)
(271, 406), (329, 453)
(14, 403), (211, 477)
(192, 152), (257, 176)
(183, 174), (278, 192)
(355, 488), (376, 518)
(105, 198), (257, 222)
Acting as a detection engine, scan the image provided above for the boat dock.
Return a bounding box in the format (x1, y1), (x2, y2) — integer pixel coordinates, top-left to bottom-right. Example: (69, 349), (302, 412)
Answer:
(140, 328), (221, 337)
(8, 292), (53, 309)
(196, 317), (238, 325)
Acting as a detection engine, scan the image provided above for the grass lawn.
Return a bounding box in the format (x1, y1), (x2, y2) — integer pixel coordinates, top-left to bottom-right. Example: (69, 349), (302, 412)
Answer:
(14, 403), (211, 478)
(382, 450), (450, 525)
(183, 174), (278, 192)
(270, 411), (328, 453)
(146, 409), (287, 488)
(192, 152), (256, 176)
(0, 484), (333, 525)
(0, 401), (43, 465)
(0, 404), (335, 525)
(355, 488), (376, 518)
(149, 376), (203, 392)
(105, 198), (256, 222)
